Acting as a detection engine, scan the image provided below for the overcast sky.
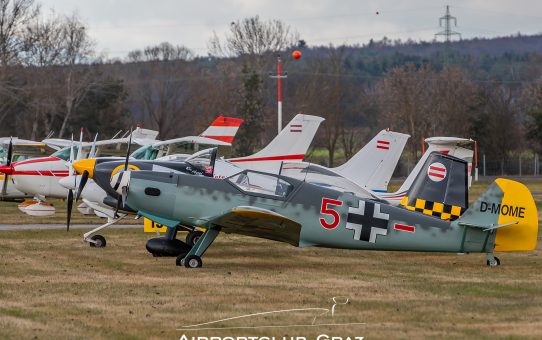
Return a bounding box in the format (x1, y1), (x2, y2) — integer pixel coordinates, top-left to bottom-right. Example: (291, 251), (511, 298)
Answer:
(39, 0), (542, 59)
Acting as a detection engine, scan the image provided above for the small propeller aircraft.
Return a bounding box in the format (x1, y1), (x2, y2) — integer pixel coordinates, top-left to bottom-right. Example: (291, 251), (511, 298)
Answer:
(115, 151), (538, 268)
(0, 138), (59, 201)
(0, 116), (244, 216)
(67, 114), (324, 249)
(0, 126), (160, 216)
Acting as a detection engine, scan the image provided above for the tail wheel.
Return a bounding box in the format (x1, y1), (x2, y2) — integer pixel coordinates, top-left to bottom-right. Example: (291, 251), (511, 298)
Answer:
(486, 257), (500, 267)
(186, 230), (204, 247)
(184, 255), (202, 268)
(89, 235), (106, 248)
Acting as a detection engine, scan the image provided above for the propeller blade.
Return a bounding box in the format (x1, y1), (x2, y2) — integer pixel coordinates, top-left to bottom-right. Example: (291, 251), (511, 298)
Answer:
(67, 189), (73, 232)
(75, 170), (89, 201)
(1, 138), (13, 196)
(1, 175), (8, 197)
(6, 137), (13, 166)
(124, 128), (132, 171)
(121, 186), (127, 206)
(114, 193), (122, 218)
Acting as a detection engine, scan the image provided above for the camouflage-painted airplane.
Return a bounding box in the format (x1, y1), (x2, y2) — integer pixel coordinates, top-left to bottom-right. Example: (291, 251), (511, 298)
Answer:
(115, 152), (538, 268)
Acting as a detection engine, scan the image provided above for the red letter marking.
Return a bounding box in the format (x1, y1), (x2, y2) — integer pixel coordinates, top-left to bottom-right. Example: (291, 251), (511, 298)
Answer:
(320, 198), (344, 229)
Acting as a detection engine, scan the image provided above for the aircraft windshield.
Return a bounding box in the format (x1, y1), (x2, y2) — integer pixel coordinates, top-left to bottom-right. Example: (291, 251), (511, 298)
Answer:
(52, 146), (80, 161)
(185, 148), (216, 176)
(130, 145), (158, 160)
(228, 171), (293, 198)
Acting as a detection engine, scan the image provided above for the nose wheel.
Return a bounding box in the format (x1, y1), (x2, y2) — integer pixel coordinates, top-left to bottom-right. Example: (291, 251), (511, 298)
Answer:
(89, 235), (106, 248)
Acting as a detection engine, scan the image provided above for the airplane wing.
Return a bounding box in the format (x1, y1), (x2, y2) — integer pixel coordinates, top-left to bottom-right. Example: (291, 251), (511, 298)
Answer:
(206, 206), (302, 246)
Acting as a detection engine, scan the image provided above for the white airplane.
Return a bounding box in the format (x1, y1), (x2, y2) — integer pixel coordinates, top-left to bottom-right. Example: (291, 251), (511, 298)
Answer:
(0, 138), (59, 201)
(1, 116), (246, 216)
(0, 127), (159, 216)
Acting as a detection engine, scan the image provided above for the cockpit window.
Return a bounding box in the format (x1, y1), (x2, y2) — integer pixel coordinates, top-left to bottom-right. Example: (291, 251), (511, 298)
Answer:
(185, 148), (216, 176)
(52, 146), (80, 161)
(228, 171), (293, 198)
(131, 145), (158, 160)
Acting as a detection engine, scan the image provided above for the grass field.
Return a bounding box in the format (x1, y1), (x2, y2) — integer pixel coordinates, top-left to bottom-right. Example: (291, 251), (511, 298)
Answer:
(0, 178), (541, 339)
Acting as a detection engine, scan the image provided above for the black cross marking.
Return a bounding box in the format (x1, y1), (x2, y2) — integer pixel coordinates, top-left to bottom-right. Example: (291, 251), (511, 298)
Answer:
(346, 200), (389, 243)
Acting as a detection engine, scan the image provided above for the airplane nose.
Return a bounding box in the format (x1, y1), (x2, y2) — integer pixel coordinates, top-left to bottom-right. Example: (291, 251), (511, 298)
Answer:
(59, 175), (78, 190)
(0, 165), (13, 175)
(72, 158), (96, 178)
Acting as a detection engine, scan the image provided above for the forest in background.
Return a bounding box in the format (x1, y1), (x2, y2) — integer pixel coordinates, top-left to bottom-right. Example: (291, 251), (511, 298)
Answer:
(1, 0), (542, 170)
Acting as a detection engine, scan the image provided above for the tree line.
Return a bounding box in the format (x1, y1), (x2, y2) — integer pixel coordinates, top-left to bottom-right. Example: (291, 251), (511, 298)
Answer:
(1, 0), (542, 167)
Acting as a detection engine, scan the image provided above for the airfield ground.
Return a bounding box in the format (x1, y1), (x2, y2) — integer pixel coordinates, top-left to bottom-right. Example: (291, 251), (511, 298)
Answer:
(0, 179), (541, 339)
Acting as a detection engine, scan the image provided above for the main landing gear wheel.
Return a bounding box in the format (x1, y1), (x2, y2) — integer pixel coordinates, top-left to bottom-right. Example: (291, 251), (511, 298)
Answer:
(89, 235), (106, 248)
(487, 257), (501, 267)
(186, 230), (204, 247)
(183, 255), (202, 268)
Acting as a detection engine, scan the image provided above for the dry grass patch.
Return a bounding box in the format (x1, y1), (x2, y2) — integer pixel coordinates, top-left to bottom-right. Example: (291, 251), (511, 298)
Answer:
(0, 228), (540, 339)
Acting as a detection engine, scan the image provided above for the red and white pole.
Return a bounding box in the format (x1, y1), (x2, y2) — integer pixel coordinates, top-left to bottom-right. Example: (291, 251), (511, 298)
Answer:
(270, 55), (288, 135)
(277, 56), (283, 135)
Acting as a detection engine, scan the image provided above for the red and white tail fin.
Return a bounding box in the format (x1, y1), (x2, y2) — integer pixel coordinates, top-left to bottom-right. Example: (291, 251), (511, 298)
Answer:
(333, 129), (410, 192)
(229, 113), (325, 172)
(199, 116), (244, 144)
(378, 137), (474, 205)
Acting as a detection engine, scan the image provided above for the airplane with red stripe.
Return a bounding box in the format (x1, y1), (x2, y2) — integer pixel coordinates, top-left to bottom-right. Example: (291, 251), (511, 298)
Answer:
(0, 116), (244, 216)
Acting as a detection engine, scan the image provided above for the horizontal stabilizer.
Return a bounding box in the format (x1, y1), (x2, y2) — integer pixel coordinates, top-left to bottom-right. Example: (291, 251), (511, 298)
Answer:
(456, 179), (538, 251)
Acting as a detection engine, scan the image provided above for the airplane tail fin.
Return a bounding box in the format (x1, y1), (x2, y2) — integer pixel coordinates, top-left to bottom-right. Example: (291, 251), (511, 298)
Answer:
(199, 116), (244, 144)
(333, 129), (409, 192)
(229, 114), (324, 172)
(400, 152), (468, 221)
(457, 179), (538, 252)
(393, 137), (474, 197)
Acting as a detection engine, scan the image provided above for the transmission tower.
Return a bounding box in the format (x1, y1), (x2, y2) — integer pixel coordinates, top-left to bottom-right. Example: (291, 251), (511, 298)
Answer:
(435, 5), (461, 42)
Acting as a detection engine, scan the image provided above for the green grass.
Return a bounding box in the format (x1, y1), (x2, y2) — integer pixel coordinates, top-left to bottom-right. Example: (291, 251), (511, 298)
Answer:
(0, 228), (540, 339)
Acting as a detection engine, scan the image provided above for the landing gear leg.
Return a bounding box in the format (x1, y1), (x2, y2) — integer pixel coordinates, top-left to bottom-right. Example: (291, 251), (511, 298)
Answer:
(83, 215), (126, 248)
(486, 253), (501, 267)
(165, 225), (178, 240)
(178, 227), (220, 268)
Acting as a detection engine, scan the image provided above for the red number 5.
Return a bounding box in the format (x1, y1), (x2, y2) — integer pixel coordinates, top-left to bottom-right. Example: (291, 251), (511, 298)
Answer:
(319, 198), (343, 229)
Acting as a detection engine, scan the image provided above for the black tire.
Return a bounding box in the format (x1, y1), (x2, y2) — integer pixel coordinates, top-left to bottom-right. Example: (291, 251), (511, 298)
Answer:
(184, 255), (202, 268)
(175, 253), (188, 266)
(89, 235), (106, 248)
(186, 230), (204, 247)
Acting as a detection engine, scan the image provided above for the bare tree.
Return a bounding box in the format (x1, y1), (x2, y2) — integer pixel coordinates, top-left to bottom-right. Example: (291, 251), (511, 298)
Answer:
(209, 16), (299, 61)
(0, 0), (39, 67)
(127, 42), (193, 63)
(57, 13), (95, 138)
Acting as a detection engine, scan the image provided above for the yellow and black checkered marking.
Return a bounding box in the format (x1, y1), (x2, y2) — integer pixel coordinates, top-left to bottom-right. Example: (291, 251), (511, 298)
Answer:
(400, 196), (465, 221)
